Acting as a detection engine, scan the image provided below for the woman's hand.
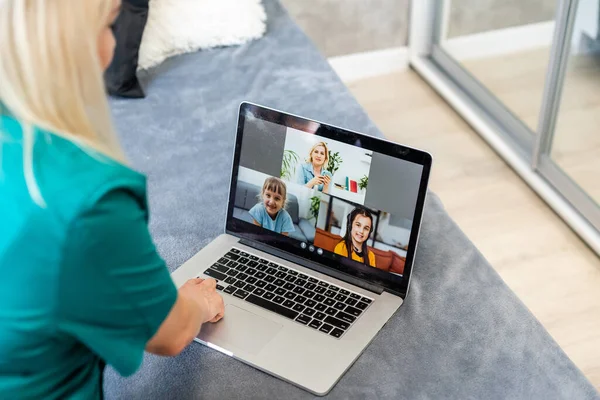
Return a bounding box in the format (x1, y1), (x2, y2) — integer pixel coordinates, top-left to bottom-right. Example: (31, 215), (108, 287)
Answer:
(306, 176), (325, 189)
(322, 175), (331, 192)
(180, 278), (225, 323)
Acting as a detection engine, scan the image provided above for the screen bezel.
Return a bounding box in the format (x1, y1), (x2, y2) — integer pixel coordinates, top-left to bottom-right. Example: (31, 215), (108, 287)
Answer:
(226, 102), (432, 298)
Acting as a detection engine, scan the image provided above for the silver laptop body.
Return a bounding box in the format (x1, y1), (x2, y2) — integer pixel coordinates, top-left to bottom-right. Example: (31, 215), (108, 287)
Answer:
(171, 102), (432, 396)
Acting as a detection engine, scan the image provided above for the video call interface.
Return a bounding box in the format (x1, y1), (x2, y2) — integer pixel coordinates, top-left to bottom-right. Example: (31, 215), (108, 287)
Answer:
(234, 113), (424, 278)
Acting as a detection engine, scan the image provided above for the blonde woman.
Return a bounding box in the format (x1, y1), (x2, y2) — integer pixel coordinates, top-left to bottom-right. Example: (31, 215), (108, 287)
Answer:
(0, 1), (224, 398)
(296, 141), (333, 192)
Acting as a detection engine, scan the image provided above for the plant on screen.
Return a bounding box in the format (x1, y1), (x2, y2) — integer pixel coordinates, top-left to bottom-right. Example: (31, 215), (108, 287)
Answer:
(309, 196), (321, 221)
(359, 175), (368, 191)
(327, 151), (342, 175)
(280, 149), (300, 180)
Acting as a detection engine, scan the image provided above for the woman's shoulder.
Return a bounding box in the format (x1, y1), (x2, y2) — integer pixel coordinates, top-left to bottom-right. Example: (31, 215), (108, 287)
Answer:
(334, 241), (346, 251)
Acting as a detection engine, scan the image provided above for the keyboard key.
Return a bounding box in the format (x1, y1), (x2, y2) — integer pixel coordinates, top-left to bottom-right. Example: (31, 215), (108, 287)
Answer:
(314, 286), (326, 294)
(224, 285), (236, 294)
(336, 311), (356, 324)
(258, 258), (268, 264)
(334, 294), (347, 302)
(288, 270), (298, 276)
(256, 264), (267, 272)
(303, 290), (316, 299)
(334, 302), (346, 310)
(295, 296), (307, 304)
(293, 304), (305, 313)
(227, 260), (237, 268)
(225, 277), (236, 284)
(240, 251), (249, 257)
(284, 292), (296, 300)
(227, 270), (239, 278)
(216, 284), (224, 291)
(276, 271), (287, 279)
(246, 277), (258, 285)
(318, 281), (328, 287)
(203, 269), (227, 281)
(328, 286), (339, 292)
(284, 275), (297, 283)
(253, 288), (266, 297)
(319, 324), (333, 334)
(249, 255), (259, 261)
(298, 274), (308, 280)
(212, 263), (230, 273)
(304, 308), (316, 317)
(296, 314), (311, 325)
(223, 254), (239, 261)
(246, 268), (257, 276)
(278, 266), (288, 271)
(315, 303), (327, 312)
(237, 273), (248, 281)
(295, 279), (307, 287)
(283, 283), (295, 291)
(325, 307), (338, 316)
(324, 316), (349, 330)
(308, 319), (322, 329)
(361, 298), (372, 304)
(356, 302), (369, 310)
(255, 271), (266, 279)
(274, 279), (286, 287)
(238, 257), (250, 264)
(230, 248), (240, 254)
(330, 328), (344, 338)
(233, 289), (249, 299)
(350, 293), (361, 300)
(305, 299), (317, 308)
(314, 312), (327, 320)
(246, 294), (299, 320)
(344, 305), (362, 317)
(345, 298), (358, 307)
(264, 292), (275, 300)
(308, 277), (318, 283)
(283, 300), (295, 308)
(234, 280), (245, 288)
(255, 280), (267, 288)
(268, 262), (278, 268)
(273, 296), (285, 304)
(244, 284), (256, 292)
(324, 290), (336, 298)
(237, 265), (248, 272)
(324, 298), (336, 307)
(305, 283), (317, 290)
(266, 267), (277, 275)
(264, 275), (276, 283)
(339, 289), (350, 296)
(314, 294), (326, 303)
(265, 284), (277, 292)
(293, 287), (305, 295)
(247, 260), (259, 268)
(275, 288), (286, 296)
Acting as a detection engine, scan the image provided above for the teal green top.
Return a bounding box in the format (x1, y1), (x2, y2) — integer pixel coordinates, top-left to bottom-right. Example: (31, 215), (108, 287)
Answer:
(0, 114), (178, 399)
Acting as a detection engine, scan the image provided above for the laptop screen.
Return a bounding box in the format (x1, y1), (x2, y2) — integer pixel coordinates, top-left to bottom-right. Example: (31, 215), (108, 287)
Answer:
(227, 103), (431, 297)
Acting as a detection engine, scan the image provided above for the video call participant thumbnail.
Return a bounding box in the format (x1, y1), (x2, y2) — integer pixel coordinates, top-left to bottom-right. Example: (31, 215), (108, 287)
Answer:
(334, 207), (377, 268)
(249, 177), (295, 236)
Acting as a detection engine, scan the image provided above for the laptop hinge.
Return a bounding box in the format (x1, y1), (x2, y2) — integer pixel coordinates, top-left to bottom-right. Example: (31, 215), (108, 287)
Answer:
(238, 238), (385, 295)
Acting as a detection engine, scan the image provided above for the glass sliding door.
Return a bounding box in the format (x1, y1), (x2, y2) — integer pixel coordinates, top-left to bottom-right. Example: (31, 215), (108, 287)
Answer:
(409, 0), (600, 255)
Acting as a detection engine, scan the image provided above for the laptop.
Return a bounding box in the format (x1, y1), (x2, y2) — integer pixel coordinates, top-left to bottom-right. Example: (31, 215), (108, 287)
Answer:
(171, 102), (432, 395)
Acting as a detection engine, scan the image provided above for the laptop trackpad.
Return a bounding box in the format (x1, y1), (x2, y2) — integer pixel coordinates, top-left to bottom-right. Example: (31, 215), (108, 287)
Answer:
(198, 304), (283, 355)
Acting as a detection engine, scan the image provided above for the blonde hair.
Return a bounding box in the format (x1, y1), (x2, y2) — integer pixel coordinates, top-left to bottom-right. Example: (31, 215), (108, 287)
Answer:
(0, 0), (125, 206)
(307, 141), (329, 165)
(259, 177), (288, 208)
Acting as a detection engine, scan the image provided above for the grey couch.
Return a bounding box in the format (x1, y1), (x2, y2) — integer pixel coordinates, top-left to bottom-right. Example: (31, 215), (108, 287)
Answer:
(104, 0), (599, 398)
(233, 180), (316, 242)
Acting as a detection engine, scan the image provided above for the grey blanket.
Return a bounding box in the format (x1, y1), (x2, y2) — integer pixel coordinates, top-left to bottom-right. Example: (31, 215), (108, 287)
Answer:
(105, 0), (599, 398)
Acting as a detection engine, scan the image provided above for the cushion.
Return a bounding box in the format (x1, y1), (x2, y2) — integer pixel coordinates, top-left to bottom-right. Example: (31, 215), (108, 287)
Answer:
(368, 247), (393, 271)
(389, 252), (406, 275)
(105, 0), (149, 98)
(138, 0), (267, 70)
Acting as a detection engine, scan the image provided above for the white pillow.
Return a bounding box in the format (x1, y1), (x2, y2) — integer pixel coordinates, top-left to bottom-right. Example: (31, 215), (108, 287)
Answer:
(138, 0), (267, 70)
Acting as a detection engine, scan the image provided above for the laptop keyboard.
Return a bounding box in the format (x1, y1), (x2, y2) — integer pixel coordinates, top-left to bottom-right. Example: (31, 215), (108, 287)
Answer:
(199, 248), (373, 339)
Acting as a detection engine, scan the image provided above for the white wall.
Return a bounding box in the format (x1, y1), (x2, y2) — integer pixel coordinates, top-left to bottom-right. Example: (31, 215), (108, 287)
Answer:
(238, 167), (313, 219)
